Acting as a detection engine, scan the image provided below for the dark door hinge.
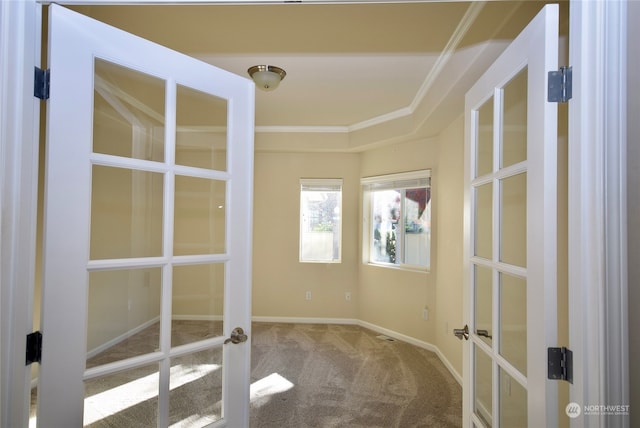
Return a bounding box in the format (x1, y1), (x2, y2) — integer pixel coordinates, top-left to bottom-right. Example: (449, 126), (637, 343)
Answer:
(26, 331), (42, 365)
(548, 346), (573, 383)
(34, 67), (50, 100)
(548, 66), (572, 103)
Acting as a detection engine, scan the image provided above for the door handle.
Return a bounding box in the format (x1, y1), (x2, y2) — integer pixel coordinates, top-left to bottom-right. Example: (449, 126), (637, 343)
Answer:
(453, 324), (469, 341)
(476, 329), (492, 339)
(224, 327), (248, 345)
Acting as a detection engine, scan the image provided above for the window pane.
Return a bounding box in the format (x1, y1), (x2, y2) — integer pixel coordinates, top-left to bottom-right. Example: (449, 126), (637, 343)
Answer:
(474, 183), (493, 260)
(84, 362), (159, 427)
(500, 173), (527, 267)
(474, 346), (493, 426)
(474, 264), (493, 347)
(172, 263), (225, 347)
(371, 190), (400, 264)
(87, 268), (161, 367)
(500, 368), (527, 427)
(404, 188), (430, 268)
(174, 176), (226, 256)
(93, 58), (165, 162)
(500, 272), (527, 375)
(476, 96), (494, 177)
(176, 84), (227, 171)
(363, 171), (430, 270)
(90, 166), (163, 260)
(300, 183), (342, 262)
(501, 68), (528, 168)
(169, 348), (223, 426)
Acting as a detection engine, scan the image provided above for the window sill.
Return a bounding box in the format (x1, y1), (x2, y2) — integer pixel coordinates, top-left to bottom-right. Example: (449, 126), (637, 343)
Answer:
(365, 262), (429, 274)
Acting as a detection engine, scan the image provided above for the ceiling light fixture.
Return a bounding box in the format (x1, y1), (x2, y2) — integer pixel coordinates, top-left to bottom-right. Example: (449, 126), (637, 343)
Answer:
(247, 65), (286, 91)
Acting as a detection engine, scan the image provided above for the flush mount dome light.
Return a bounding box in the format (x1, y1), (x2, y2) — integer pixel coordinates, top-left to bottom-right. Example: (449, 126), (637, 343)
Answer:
(247, 65), (286, 91)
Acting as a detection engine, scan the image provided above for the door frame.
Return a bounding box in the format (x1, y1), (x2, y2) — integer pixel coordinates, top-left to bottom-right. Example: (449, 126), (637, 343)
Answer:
(567, 1), (628, 425)
(0, 1), (629, 427)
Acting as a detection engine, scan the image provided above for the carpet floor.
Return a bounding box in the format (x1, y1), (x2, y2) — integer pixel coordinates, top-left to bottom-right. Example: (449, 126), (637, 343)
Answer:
(250, 323), (462, 428)
(31, 322), (462, 427)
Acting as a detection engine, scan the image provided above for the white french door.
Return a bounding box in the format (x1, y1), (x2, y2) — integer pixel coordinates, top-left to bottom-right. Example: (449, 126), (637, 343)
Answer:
(38, 4), (254, 427)
(463, 4), (558, 427)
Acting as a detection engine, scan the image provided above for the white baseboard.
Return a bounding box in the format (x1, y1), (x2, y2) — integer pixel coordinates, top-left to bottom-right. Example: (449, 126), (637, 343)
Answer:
(251, 316), (358, 325)
(172, 315), (224, 321)
(86, 316), (160, 359)
(252, 316), (463, 386)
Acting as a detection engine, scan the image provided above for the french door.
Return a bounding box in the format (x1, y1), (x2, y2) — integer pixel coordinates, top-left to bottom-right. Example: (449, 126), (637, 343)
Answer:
(38, 4), (254, 427)
(463, 4), (558, 427)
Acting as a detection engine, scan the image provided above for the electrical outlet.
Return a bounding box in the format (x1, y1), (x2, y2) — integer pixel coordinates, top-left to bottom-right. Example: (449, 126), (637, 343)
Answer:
(305, 291), (312, 300)
(422, 308), (429, 320)
(345, 291), (351, 301)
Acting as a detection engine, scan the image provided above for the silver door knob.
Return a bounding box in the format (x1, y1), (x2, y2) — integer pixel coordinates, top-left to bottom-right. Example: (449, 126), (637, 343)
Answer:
(224, 327), (248, 345)
(453, 324), (469, 340)
(476, 329), (492, 339)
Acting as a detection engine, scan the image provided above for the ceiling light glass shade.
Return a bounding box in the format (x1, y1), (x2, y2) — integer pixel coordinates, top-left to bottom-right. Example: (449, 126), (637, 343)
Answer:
(248, 65), (286, 91)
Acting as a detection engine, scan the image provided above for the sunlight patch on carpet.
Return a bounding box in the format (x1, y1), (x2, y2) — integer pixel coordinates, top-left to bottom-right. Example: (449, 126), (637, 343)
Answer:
(250, 373), (294, 408)
(83, 363), (220, 426)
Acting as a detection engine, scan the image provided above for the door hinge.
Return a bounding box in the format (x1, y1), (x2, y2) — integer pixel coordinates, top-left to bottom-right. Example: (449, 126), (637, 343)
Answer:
(26, 331), (43, 365)
(548, 66), (572, 103)
(548, 346), (573, 383)
(34, 67), (50, 100)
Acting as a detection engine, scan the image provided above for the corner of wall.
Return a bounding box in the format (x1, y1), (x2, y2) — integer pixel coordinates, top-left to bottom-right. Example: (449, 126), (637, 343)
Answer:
(433, 114), (465, 377)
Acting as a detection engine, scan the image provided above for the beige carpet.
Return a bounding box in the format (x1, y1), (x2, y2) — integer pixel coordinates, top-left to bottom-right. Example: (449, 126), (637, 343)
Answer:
(32, 322), (462, 427)
(250, 323), (462, 428)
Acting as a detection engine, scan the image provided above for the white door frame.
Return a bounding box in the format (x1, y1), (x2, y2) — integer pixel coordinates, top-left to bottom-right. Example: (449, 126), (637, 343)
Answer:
(0, 1), (43, 427)
(567, 1), (628, 426)
(0, 1), (629, 427)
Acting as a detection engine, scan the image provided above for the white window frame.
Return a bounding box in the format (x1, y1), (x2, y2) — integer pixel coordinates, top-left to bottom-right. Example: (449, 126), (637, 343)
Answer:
(361, 169), (431, 271)
(299, 178), (343, 263)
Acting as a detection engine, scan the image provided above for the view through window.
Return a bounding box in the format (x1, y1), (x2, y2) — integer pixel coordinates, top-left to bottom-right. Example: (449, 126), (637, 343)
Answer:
(299, 179), (342, 263)
(362, 171), (431, 269)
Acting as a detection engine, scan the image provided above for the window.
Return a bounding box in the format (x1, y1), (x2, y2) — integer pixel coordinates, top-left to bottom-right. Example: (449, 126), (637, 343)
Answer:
(299, 179), (342, 263)
(362, 170), (431, 270)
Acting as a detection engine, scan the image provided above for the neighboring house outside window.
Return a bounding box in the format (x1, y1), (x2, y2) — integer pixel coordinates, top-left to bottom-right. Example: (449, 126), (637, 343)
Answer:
(362, 170), (431, 270)
(299, 179), (342, 263)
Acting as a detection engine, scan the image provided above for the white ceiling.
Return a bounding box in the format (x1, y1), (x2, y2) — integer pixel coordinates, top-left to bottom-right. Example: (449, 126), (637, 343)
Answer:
(70, 1), (567, 151)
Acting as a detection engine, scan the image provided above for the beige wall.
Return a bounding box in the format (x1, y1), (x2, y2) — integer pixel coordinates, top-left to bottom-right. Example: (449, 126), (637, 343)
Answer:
(357, 138), (439, 344)
(434, 115), (465, 375)
(252, 152), (360, 320)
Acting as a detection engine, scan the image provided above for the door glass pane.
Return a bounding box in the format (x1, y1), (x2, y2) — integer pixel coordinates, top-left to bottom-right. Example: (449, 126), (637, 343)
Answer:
(474, 265), (493, 345)
(176, 85), (227, 171)
(93, 58), (165, 162)
(500, 173), (527, 267)
(174, 176), (226, 255)
(499, 273), (527, 375)
(172, 263), (225, 346)
(86, 268), (162, 367)
(476, 96), (494, 177)
(501, 68), (528, 168)
(474, 183), (493, 259)
(474, 346), (493, 427)
(84, 362), (159, 427)
(169, 348), (223, 427)
(90, 166), (164, 260)
(500, 368), (527, 427)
